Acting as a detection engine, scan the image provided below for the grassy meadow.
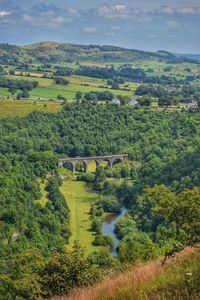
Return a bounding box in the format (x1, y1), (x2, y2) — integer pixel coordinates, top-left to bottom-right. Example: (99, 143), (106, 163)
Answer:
(4, 74), (136, 100)
(60, 180), (101, 254)
(0, 99), (62, 118)
(1, 59), (199, 103)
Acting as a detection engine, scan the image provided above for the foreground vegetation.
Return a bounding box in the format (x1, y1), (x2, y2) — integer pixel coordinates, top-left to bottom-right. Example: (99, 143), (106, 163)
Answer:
(63, 247), (199, 300)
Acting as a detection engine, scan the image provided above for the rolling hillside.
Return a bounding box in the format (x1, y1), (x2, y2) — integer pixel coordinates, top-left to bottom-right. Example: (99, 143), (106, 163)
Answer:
(0, 41), (196, 64)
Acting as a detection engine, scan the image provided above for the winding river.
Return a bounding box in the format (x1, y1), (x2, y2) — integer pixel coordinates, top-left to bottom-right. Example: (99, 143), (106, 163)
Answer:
(102, 207), (127, 256)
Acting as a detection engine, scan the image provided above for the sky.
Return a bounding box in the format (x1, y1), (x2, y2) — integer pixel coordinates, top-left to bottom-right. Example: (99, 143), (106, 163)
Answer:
(0, 0), (200, 53)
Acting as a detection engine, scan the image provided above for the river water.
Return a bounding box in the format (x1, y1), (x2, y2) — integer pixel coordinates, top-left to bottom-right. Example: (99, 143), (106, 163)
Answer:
(102, 207), (127, 257)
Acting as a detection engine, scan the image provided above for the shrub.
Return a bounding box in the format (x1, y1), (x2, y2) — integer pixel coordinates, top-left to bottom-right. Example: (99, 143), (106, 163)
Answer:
(40, 243), (100, 298)
(93, 234), (114, 251)
(99, 196), (121, 213)
(89, 250), (115, 266)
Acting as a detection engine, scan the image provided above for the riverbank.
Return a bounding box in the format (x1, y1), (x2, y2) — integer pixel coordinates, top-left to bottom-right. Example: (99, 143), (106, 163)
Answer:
(102, 207), (127, 256)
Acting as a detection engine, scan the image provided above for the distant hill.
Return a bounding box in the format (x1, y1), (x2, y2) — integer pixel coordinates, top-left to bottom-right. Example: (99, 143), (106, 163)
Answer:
(174, 53), (200, 62)
(0, 41), (197, 65)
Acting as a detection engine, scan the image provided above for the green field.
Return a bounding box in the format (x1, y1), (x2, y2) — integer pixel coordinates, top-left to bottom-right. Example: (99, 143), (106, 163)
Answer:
(3, 74), (137, 100)
(0, 100), (62, 118)
(60, 180), (101, 254)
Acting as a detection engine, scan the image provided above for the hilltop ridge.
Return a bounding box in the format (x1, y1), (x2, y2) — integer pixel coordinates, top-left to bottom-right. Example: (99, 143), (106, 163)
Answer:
(0, 41), (197, 64)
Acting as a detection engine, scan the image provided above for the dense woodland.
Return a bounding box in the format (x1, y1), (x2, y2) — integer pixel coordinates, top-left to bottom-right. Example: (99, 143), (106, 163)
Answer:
(0, 103), (200, 298)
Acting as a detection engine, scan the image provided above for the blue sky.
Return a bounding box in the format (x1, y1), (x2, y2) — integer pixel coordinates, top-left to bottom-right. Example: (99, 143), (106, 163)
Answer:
(0, 0), (200, 53)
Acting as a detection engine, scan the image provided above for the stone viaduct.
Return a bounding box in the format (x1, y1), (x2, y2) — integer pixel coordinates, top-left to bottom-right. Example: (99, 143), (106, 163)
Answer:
(59, 154), (128, 173)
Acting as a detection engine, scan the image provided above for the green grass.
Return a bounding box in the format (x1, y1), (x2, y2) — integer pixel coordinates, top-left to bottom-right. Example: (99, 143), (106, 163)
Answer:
(35, 180), (49, 207)
(2, 60), (199, 101)
(60, 180), (101, 254)
(0, 87), (12, 96)
(4, 74), (135, 100)
(0, 99), (62, 118)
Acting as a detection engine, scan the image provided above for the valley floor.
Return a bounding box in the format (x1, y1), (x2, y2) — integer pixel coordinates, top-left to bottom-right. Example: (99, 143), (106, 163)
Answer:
(60, 180), (101, 254)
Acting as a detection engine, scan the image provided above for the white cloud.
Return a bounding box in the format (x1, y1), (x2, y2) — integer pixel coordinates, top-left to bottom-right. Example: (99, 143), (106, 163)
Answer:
(167, 21), (181, 29)
(23, 12), (65, 27)
(84, 27), (97, 33)
(98, 5), (149, 21)
(155, 5), (200, 15)
(0, 11), (10, 17)
(176, 7), (200, 15)
(148, 34), (157, 39)
(67, 8), (78, 15)
(106, 32), (115, 36)
(112, 26), (120, 30)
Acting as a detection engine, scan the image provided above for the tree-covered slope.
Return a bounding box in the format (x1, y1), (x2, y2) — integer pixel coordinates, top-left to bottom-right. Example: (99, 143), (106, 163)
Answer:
(1, 104), (200, 258)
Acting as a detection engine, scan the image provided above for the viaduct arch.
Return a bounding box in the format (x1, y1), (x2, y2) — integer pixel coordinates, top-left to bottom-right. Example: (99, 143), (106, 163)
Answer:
(59, 154), (128, 173)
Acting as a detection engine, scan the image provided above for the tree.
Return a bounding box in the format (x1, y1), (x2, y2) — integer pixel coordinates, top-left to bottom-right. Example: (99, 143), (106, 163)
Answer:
(120, 165), (130, 178)
(99, 195), (121, 213)
(40, 243), (100, 298)
(91, 218), (102, 234)
(9, 69), (15, 75)
(57, 95), (66, 100)
(8, 86), (17, 94)
(89, 250), (114, 266)
(75, 91), (83, 100)
(139, 95), (152, 107)
(54, 77), (69, 85)
(93, 234), (114, 251)
(130, 167), (137, 180)
(17, 92), (23, 100)
(0, 249), (43, 300)
(145, 185), (200, 245)
(158, 97), (172, 107)
(0, 65), (4, 74)
(118, 231), (157, 263)
(111, 81), (119, 90)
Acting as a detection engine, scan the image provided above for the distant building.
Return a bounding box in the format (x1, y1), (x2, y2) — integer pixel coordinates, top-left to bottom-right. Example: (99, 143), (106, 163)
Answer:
(186, 100), (198, 109)
(128, 99), (138, 106)
(110, 98), (121, 105)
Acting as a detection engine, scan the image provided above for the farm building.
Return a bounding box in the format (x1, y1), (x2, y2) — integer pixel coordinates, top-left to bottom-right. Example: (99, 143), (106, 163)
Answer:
(186, 100), (198, 109)
(128, 99), (138, 106)
(110, 98), (121, 105)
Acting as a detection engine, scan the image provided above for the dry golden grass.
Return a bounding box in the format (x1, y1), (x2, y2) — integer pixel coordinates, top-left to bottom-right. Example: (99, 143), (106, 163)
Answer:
(0, 100), (62, 118)
(53, 247), (198, 300)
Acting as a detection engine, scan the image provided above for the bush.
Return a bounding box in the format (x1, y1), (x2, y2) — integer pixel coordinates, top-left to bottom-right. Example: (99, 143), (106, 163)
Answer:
(77, 173), (95, 182)
(99, 196), (121, 213)
(91, 218), (102, 234)
(57, 95), (66, 100)
(89, 250), (115, 266)
(118, 232), (158, 263)
(93, 234), (114, 251)
(54, 77), (69, 85)
(40, 244), (100, 298)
